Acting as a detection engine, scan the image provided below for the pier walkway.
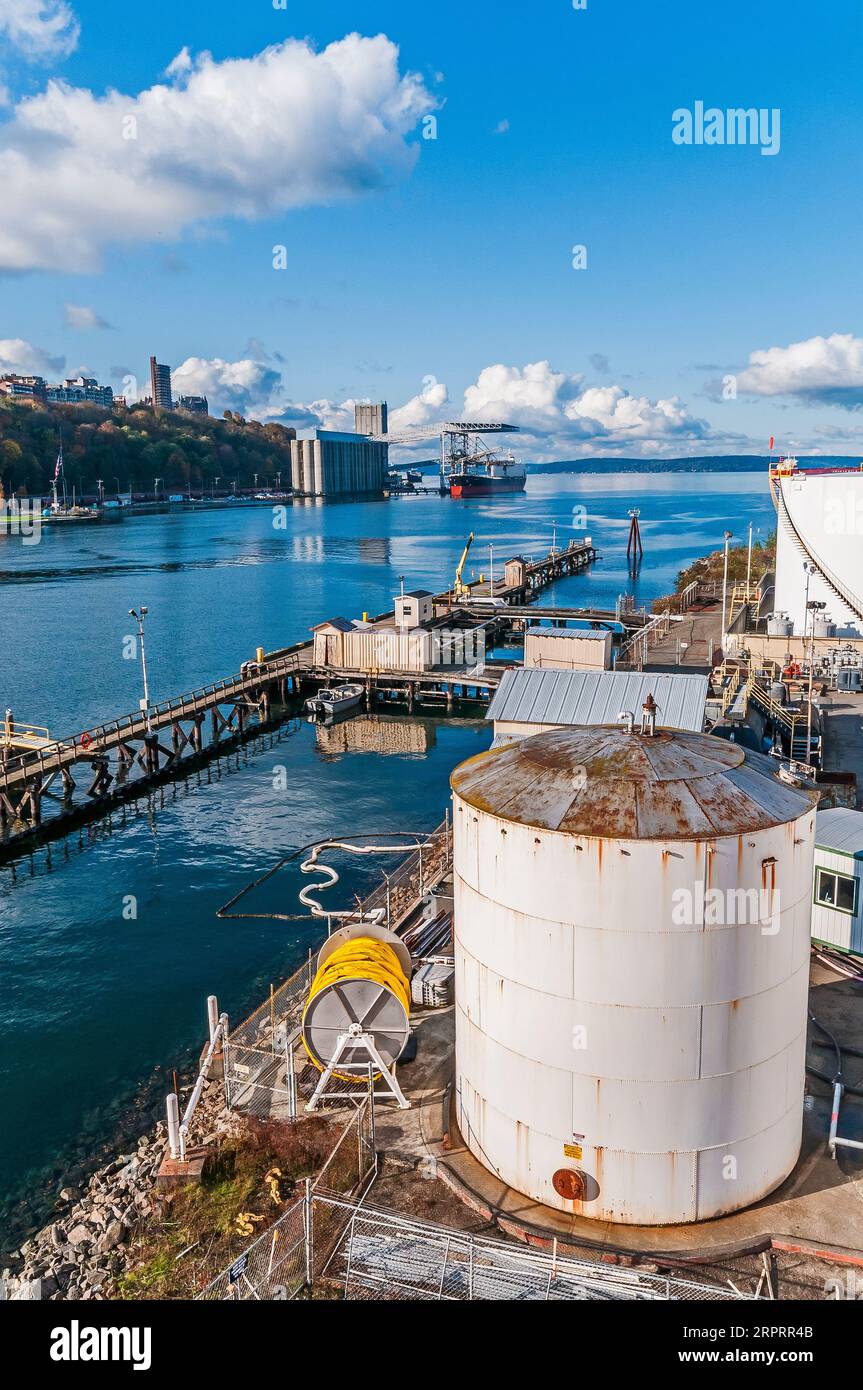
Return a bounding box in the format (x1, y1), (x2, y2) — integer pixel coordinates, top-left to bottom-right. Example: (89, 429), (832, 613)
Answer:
(0, 541), (597, 856)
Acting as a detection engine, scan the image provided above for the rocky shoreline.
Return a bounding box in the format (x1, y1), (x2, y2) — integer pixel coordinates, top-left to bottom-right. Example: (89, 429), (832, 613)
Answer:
(2, 1076), (230, 1301)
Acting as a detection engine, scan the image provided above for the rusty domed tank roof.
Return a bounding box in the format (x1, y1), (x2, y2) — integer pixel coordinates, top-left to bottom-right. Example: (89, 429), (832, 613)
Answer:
(450, 725), (818, 841)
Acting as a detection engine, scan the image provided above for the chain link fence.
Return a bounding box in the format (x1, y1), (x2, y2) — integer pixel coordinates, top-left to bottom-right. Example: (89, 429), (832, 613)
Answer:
(223, 955), (314, 1120)
(198, 1102), (376, 1301)
(201, 1185), (755, 1302)
(197, 1194), (309, 1301)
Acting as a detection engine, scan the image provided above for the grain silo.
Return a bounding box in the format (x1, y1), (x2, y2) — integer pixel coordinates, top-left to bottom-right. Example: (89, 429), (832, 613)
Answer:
(450, 723), (818, 1225)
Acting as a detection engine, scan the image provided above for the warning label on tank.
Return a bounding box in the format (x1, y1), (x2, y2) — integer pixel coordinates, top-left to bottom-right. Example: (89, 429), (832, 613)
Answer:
(563, 1143), (583, 1160)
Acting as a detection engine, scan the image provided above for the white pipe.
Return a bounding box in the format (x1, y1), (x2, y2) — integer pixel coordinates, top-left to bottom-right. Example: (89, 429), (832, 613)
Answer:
(179, 1012), (227, 1162)
(827, 1080), (863, 1157)
(166, 1092), (180, 1160)
(828, 1081), (843, 1157)
(298, 837), (436, 922)
(207, 994), (219, 1044)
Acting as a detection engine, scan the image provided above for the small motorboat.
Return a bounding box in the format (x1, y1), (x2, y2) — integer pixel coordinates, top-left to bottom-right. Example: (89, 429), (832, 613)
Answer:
(305, 683), (364, 718)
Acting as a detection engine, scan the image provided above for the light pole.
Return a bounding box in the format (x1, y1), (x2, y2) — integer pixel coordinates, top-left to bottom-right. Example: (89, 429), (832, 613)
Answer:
(746, 521), (753, 590)
(154, 477), (162, 502)
(803, 561), (815, 637)
(721, 531), (733, 651)
(806, 597), (826, 767)
(129, 607), (152, 734)
(113, 475), (121, 498)
(551, 520), (558, 556)
(489, 543), (494, 595)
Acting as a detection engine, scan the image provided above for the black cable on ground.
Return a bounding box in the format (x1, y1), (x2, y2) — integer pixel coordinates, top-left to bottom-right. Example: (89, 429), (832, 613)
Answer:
(805, 1065), (863, 1099)
(809, 1011), (843, 1083)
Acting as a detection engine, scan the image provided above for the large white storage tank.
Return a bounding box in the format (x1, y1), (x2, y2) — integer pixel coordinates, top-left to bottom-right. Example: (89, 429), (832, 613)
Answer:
(450, 724), (818, 1225)
(772, 465), (863, 636)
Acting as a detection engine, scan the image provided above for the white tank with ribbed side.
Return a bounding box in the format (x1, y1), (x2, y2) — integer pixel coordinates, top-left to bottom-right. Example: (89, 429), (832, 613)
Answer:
(450, 725), (817, 1226)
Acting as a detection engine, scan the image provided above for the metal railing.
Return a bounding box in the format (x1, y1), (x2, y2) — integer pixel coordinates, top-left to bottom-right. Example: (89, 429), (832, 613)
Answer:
(0, 722), (52, 749)
(0, 651), (301, 785)
(616, 609), (673, 668)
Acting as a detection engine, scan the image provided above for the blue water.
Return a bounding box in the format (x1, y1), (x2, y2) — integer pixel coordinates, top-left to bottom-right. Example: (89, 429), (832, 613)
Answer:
(0, 472), (774, 1234)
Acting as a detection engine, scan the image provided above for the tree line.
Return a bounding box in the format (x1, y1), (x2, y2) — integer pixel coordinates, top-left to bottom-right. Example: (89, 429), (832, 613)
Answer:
(0, 399), (296, 498)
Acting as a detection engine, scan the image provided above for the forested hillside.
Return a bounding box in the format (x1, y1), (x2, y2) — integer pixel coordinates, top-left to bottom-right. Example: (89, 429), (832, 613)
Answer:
(0, 399), (295, 497)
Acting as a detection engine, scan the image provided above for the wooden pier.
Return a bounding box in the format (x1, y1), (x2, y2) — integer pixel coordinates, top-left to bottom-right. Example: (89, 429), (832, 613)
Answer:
(0, 541), (596, 857)
(0, 653), (500, 855)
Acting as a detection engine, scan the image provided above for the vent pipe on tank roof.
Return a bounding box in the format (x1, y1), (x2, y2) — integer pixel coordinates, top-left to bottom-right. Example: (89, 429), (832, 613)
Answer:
(617, 710), (635, 733)
(641, 694), (658, 737)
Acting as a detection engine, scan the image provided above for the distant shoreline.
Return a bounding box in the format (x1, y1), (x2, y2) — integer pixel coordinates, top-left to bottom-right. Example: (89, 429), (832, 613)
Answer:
(528, 454), (857, 476)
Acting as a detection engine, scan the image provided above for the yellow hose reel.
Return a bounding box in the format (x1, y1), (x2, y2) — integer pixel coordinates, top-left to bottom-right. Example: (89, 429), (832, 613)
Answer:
(301, 923), (411, 1082)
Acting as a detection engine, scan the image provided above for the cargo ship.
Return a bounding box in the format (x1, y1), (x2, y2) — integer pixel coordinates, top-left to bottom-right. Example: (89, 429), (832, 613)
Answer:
(447, 451), (526, 498)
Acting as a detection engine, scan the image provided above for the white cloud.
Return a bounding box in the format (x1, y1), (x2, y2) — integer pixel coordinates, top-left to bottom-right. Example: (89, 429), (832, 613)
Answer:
(0, 0), (79, 59)
(63, 302), (111, 330)
(735, 333), (863, 408)
(462, 360), (711, 455)
(164, 46), (192, 79)
(0, 336), (64, 375)
(389, 378), (449, 431)
(171, 357), (284, 415)
(190, 356), (717, 457)
(0, 34), (433, 272)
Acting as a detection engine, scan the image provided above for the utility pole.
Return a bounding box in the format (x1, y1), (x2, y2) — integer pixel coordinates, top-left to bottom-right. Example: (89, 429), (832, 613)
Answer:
(129, 607), (152, 734)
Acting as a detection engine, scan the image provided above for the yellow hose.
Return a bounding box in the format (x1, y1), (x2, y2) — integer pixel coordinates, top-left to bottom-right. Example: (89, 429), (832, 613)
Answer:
(302, 937), (410, 1081)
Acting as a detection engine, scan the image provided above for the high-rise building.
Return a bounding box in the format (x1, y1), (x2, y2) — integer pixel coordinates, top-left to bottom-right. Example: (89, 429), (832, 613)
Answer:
(149, 356), (173, 412)
(354, 401), (388, 436)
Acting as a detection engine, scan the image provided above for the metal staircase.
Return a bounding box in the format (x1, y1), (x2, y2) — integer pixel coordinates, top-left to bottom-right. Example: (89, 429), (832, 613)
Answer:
(712, 659), (819, 762)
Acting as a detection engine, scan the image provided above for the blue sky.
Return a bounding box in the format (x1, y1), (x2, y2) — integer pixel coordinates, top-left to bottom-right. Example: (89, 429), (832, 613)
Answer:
(1, 0), (862, 458)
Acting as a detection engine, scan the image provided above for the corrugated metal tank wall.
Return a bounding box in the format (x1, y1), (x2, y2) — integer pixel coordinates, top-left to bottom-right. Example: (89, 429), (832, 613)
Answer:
(451, 727), (817, 1226)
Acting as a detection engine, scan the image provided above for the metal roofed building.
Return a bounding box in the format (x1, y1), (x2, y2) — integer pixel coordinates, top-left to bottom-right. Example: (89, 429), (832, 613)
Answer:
(812, 806), (863, 955)
(486, 667), (709, 743)
(524, 626), (612, 671)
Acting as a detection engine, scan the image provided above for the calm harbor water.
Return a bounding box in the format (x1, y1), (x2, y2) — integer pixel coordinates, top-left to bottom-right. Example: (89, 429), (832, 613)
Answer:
(0, 471), (775, 1232)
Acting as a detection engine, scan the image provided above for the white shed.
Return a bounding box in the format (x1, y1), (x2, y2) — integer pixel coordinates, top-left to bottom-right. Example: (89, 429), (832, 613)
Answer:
(395, 590), (434, 631)
(812, 807), (863, 955)
(311, 617), (355, 666)
(524, 626), (612, 671)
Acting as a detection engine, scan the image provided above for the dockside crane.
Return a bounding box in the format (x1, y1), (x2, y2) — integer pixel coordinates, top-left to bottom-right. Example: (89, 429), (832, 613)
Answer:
(364, 421), (519, 492)
(453, 532), (475, 599)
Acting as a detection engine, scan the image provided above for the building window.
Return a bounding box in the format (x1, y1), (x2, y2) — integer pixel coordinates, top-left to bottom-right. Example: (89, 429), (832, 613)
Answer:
(815, 868), (858, 915)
